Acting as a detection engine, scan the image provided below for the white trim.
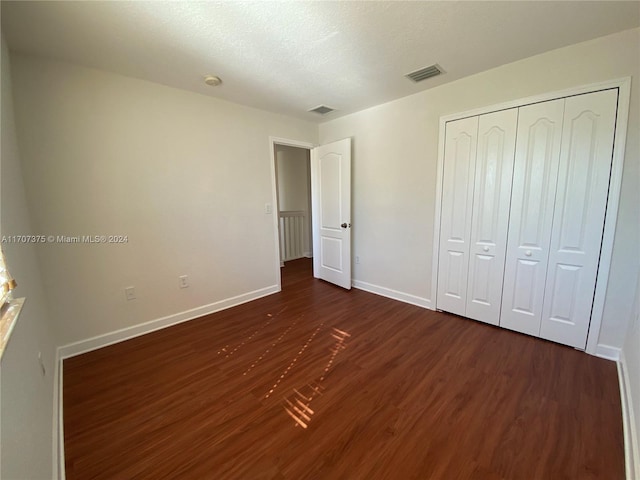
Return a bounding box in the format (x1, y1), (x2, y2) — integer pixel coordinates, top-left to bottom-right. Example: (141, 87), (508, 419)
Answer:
(438, 77), (632, 124)
(269, 137), (317, 150)
(58, 285), (279, 359)
(431, 114), (447, 314)
(594, 343), (621, 361)
(311, 147), (320, 279)
(352, 279), (433, 310)
(618, 353), (639, 480)
(269, 137), (315, 291)
(55, 355), (65, 480)
(431, 77), (632, 356)
(586, 77), (632, 354)
(54, 284), (279, 479)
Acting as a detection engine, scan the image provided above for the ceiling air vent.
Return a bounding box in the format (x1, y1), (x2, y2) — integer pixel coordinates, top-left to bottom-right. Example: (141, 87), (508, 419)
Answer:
(308, 105), (335, 115)
(405, 64), (443, 83)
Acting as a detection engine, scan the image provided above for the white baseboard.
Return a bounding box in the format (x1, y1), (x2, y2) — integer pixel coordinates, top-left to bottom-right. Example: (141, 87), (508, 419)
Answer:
(352, 279), (433, 310)
(58, 285), (280, 359)
(51, 352), (59, 479)
(54, 284), (280, 478)
(55, 356), (65, 480)
(304, 252), (312, 258)
(618, 353), (639, 480)
(595, 343), (621, 361)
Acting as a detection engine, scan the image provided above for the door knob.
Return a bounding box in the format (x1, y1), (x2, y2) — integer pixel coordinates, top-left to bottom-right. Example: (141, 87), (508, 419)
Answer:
(341, 223), (350, 228)
(483, 246), (490, 252)
(525, 250), (532, 257)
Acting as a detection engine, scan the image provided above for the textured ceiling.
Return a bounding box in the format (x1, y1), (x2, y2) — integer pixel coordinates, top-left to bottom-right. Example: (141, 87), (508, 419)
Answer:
(1, 1), (639, 122)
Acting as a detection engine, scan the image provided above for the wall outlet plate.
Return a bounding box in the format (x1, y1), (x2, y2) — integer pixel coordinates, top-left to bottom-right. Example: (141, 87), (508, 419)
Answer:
(125, 286), (136, 301)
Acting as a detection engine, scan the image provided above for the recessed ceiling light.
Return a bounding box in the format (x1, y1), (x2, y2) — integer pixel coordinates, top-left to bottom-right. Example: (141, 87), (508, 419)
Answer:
(204, 75), (222, 87)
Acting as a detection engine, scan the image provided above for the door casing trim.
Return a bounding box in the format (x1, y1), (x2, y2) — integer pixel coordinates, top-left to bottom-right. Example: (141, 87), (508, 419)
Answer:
(269, 137), (315, 290)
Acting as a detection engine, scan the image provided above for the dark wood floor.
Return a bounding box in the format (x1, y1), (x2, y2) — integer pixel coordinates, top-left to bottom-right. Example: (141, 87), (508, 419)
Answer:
(63, 258), (624, 479)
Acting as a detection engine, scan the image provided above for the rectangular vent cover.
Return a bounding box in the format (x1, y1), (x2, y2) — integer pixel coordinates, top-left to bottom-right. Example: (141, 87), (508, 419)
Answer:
(308, 105), (335, 115)
(406, 64), (443, 82)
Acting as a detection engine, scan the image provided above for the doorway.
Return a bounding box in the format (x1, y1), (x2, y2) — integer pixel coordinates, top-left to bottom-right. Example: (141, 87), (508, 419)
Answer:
(270, 136), (353, 292)
(271, 139), (314, 288)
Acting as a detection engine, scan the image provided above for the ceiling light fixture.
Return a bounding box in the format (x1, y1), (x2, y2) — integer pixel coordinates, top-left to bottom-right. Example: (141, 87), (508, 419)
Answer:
(204, 75), (222, 87)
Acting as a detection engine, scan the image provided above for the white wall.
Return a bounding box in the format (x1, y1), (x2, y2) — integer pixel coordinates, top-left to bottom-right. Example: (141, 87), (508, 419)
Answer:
(10, 55), (317, 346)
(276, 145), (310, 212)
(622, 267), (640, 477)
(4, 24), (637, 480)
(1, 38), (58, 480)
(319, 28), (640, 350)
(276, 145), (311, 256)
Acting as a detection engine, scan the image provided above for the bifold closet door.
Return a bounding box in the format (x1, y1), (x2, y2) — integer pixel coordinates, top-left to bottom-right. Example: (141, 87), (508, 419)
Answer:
(540, 89), (618, 348)
(500, 99), (565, 336)
(437, 116), (478, 316)
(465, 109), (518, 325)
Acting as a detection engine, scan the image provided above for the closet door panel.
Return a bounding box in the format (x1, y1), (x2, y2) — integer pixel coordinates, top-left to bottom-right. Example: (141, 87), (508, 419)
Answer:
(437, 116), (478, 316)
(466, 109), (518, 325)
(500, 99), (565, 336)
(540, 89), (618, 348)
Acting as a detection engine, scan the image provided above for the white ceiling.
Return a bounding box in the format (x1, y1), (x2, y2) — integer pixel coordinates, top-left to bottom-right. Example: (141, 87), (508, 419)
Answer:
(1, 1), (639, 123)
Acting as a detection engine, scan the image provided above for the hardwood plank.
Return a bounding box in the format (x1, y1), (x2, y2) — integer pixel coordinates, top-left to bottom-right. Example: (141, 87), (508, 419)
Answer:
(63, 258), (624, 479)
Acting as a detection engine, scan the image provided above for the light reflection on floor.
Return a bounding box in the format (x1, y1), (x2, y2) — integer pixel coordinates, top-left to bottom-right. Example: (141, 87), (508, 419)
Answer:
(216, 308), (287, 357)
(216, 312), (350, 429)
(243, 317), (299, 376)
(282, 327), (351, 429)
(265, 322), (325, 399)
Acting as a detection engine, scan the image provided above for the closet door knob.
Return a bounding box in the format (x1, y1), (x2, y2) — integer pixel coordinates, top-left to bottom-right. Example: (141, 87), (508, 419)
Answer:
(525, 250), (532, 257)
(483, 246), (489, 252)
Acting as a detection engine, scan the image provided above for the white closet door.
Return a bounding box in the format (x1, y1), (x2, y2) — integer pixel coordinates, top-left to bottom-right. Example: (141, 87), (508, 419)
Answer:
(437, 116), (478, 316)
(465, 109), (518, 325)
(500, 99), (565, 336)
(540, 89), (618, 348)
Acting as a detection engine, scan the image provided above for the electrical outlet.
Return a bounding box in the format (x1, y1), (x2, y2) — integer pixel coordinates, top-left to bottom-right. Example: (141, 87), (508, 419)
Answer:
(265, 203), (272, 214)
(355, 256), (360, 264)
(125, 286), (136, 301)
(179, 275), (189, 288)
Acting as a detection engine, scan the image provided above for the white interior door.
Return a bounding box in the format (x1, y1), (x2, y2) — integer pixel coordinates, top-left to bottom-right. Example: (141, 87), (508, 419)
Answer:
(311, 138), (351, 289)
(500, 98), (565, 336)
(540, 89), (618, 348)
(437, 116), (478, 316)
(465, 109), (518, 325)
